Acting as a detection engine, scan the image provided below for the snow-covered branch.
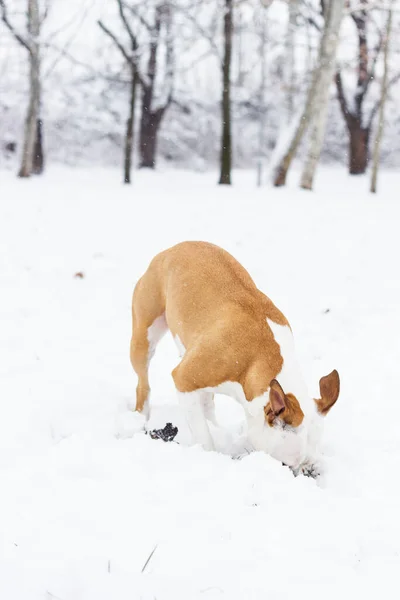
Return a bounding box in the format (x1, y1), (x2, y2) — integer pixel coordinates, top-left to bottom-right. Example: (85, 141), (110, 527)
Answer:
(0, 0), (32, 53)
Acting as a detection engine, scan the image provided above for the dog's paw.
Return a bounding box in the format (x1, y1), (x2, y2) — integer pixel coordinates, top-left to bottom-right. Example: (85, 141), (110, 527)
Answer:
(300, 463), (321, 479)
(291, 461), (321, 479)
(295, 462), (321, 479)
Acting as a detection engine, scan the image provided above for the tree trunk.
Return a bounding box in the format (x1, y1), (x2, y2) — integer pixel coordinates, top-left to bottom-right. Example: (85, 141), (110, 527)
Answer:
(32, 118), (44, 175)
(371, 3), (393, 193)
(219, 0), (233, 186)
(335, 1), (374, 177)
(300, 0), (345, 190)
(138, 3), (169, 170)
(349, 122), (370, 175)
(270, 56), (319, 187)
(18, 0), (41, 179)
(139, 98), (163, 169)
(124, 68), (138, 184)
(272, 0), (344, 188)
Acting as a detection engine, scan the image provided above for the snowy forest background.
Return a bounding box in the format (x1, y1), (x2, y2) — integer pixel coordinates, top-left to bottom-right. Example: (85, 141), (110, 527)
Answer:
(0, 0), (399, 189)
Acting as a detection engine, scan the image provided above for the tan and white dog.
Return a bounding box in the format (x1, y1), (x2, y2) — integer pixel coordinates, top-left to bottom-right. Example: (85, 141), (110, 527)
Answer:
(130, 241), (339, 474)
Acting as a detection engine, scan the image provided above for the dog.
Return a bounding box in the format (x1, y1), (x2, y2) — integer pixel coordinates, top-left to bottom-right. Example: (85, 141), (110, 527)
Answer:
(130, 241), (340, 474)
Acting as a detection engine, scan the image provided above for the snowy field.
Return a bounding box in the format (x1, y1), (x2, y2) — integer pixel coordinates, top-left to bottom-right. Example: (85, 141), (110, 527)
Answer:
(1, 166), (400, 600)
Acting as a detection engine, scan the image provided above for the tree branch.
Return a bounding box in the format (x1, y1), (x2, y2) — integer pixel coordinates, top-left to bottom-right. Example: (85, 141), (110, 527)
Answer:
(368, 30), (384, 90)
(368, 71), (400, 127)
(172, 2), (222, 65)
(40, 0), (51, 26)
(346, 0), (387, 14)
(97, 20), (145, 88)
(299, 10), (322, 32)
(335, 70), (353, 125)
(98, 20), (131, 64)
(121, 1), (153, 32)
(117, 0), (139, 51)
(0, 0), (32, 53)
(44, 2), (93, 79)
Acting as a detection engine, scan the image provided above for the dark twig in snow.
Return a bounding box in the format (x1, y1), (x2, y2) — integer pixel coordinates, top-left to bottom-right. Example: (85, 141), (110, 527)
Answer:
(141, 544), (158, 574)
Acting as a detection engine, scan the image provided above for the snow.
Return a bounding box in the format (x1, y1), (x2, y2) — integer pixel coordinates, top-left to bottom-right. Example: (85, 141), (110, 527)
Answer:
(1, 166), (400, 599)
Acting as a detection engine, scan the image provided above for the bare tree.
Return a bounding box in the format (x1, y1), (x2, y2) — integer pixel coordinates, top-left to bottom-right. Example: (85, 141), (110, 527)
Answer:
(300, 0), (345, 190)
(370, 2), (393, 193)
(219, 0), (233, 185)
(335, 0), (385, 175)
(99, 1), (174, 173)
(3, 0), (399, 179)
(98, 0), (141, 184)
(270, 0), (344, 187)
(136, 2), (174, 169)
(1, 0), (46, 177)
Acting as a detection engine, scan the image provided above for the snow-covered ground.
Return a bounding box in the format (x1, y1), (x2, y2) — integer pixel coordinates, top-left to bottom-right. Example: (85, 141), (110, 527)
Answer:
(1, 166), (400, 600)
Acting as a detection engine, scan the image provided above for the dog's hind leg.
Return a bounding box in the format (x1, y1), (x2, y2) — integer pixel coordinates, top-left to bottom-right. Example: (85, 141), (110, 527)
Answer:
(130, 270), (167, 419)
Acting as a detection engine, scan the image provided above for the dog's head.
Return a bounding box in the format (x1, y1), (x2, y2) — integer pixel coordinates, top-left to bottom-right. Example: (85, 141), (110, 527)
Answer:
(263, 370), (340, 471)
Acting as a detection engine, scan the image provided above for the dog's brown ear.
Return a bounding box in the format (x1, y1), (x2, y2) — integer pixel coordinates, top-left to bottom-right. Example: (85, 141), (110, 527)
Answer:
(269, 379), (287, 417)
(315, 370), (340, 416)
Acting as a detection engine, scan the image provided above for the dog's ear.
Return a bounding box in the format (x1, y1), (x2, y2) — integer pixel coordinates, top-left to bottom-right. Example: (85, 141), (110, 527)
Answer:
(266, 380), (305, 428)
(315, 370), (340, 416)
(269, 379), (287, 416)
